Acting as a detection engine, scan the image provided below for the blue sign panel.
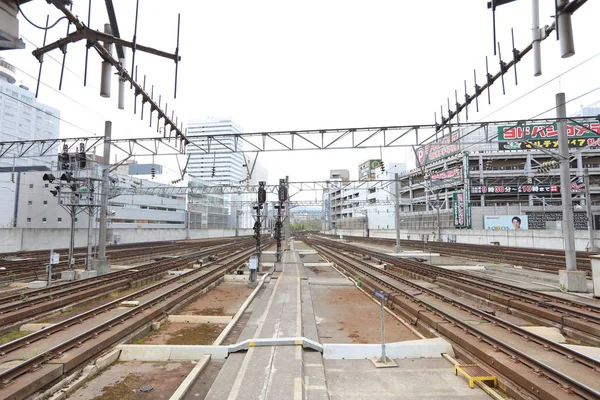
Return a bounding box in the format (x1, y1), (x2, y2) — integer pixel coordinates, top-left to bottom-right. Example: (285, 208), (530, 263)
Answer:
(374, 290), (385, 301)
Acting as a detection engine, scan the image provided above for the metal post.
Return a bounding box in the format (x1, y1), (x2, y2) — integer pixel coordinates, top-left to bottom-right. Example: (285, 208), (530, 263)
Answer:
(584, 168), (597, 252)
(86, 204), (93, 270)
(235, 209), (240, 237)
(47, 250), (53, 287)
(186, 205), (191, 240)
(557, 93), (577, 271)
(436, 193), (441, 241)
(284, 176), (290, 250)
(68, 205), (76, 273)
(394, 173), (401, 252)
(380, 296), (386, 361)
(98, 121), (111, 264)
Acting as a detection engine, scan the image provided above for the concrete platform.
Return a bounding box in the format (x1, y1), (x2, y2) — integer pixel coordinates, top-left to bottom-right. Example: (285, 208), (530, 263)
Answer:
(323, 358), (489, 399)
(168, 315), (232, 324)
(303, 262), (333, 267)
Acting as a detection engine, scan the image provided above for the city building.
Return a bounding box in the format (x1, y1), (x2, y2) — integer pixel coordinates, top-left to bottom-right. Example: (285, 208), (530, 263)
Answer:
(187, 118), (245, 184)
(186, 118), (247, 229)
(326, 162), (406, 233)
(330, 169), (349, 182)
(0, 57), (60, 227)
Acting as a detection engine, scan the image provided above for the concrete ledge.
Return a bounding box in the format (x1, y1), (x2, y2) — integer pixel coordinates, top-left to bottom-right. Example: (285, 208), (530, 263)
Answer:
(436, 265), (486, 271)
(169, 354), (211, 400)
(308, 277), (355, 287)
(303, 262), (332, 267)
(322, 338), (454, 360)
(563, 344), (600, 362)
(168, 315), (232, 324)
(298, 250), (318, 255)
(262, 251), (277, 254)
(522, 326), (566, 343)
(224, 274), (249, 282)
(28, 280), (48, 289)
(117, 344), (228, 361)
(261, 262), (275, 268)
(77, 270), (98, 279)
(385, 252), (440, 258)
(20, 323), (54, 332)
(119, 301), (140, 307)
(168, 269), (193, 276)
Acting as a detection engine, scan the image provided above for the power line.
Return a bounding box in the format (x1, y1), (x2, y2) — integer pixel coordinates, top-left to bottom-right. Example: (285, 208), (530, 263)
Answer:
(16, 1), (66, 30)
(2, 91), (100, 136)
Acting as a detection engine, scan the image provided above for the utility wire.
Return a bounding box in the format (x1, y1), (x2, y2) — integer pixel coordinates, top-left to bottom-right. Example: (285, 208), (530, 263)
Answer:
(16, 0), (66, 30)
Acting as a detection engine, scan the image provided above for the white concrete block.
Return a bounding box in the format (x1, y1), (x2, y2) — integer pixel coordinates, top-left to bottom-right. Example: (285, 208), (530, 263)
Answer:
(260, 262), (275, 268)
(322, 338), (454, 360)
(303, 263), (332, 267)
(119, 301), (140, 307)
(385, 252), (440, 258)
(117, 345), (172, 361)
(78, 270), (98, 279)
(563, 344), (600, 362)
(27, 280), (48, 289)
(308, 278), (354, 287)
(169, 345), (228, 360)
(8, 282), (28, 288)
(298, 250), (318, 255)
(522, 326), (566, 343)
(117, 344), (229, 361)
(559, 270), (588, 293)
(95, 349), (121, 370)
(224, 274), (249, 282)
(168, 270), (188, 276)
(20, 323), (54, 332)
(436, 265), (486, 271)
(168, 315), (232, 324)
(111, 264), (137, 271)
(60, 270), (76, 281)
(262, 251), (277, 254)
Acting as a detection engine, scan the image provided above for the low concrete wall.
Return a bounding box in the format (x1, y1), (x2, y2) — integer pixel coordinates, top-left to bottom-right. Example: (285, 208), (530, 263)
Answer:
(0, 228), (255, 253)
(327, 228), (600, 253)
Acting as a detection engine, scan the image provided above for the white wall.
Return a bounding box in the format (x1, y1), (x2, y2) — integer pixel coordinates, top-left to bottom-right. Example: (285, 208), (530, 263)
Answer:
(0, 228), (253, 253)
(326, 228), (600, 253)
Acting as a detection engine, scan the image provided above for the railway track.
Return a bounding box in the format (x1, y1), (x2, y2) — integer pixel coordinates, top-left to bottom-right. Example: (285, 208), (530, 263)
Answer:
(317, 236), (600, 345)
(0, 239), (273, 399)
(306, 236), (600, 400)
(327, 235), (595, 273)
(0, 237), (249, 284)
(0, 238), (256, 333)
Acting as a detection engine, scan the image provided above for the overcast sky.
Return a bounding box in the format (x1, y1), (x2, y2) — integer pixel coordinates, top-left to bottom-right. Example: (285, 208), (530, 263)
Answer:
(6, 0), (600, 191)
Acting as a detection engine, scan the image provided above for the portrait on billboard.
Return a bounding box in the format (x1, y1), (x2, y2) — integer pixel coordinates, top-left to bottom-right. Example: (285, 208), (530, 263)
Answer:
(484, 215), (529, 230)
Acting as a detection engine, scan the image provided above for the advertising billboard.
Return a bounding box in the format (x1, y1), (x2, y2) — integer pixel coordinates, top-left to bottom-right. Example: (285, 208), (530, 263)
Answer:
(484, 215), (529, 230)
(471, 182), (585, 195)
(453, 191), (471, 228)
(431, 167), (462, 188)
(359, 159), (381, 181)
(498, 121), (600, 150)
(415, 131), (460, 166)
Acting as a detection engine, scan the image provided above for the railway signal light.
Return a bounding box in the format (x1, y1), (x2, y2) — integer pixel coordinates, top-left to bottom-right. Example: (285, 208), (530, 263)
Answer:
(50, 189), (58, 197)
(78, 143), (87, 169)
(151, 166), (156, 179)
(211, 166), (216, 178)
(258, 181), (266, 205)
(278, 185), (287, 202)
(380, 161), (385, 173)
(61, 172), (73, 183)
(10, 173), (14, 183)
(43, 173), (56, 182)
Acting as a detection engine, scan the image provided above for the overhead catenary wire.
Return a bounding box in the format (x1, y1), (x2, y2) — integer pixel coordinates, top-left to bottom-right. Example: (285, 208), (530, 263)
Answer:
(16, 0), (66, 30)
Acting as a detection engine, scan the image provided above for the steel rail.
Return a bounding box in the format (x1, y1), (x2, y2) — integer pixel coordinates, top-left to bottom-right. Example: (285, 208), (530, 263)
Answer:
(309, 240), (600, 399)
(0, 241), (271, 387)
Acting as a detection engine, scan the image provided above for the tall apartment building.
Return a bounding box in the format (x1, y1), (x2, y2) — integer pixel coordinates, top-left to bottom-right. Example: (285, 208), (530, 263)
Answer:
(0, 57), (61, 227)
(187, 118), (245, 184)
(187, 118), (246, 229)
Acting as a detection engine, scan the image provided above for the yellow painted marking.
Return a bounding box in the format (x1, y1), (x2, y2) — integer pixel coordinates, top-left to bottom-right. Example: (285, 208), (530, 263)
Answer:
(295, 340), (303, 345)
(248, 342), (256, 347)
(454, 364), (497, 389)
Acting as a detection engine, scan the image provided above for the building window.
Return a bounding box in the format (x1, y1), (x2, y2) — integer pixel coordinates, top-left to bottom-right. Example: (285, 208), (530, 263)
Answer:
(43, 200), (48, 206)
(58, 217), (62, 223)
(42, 217), (47, 223)
(29, 184), (34, 189)
(28, 200), (32, 206)
(44, 183), (49, 188)
(75, 218), (78, 222)
(27, 217), (31, 223)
